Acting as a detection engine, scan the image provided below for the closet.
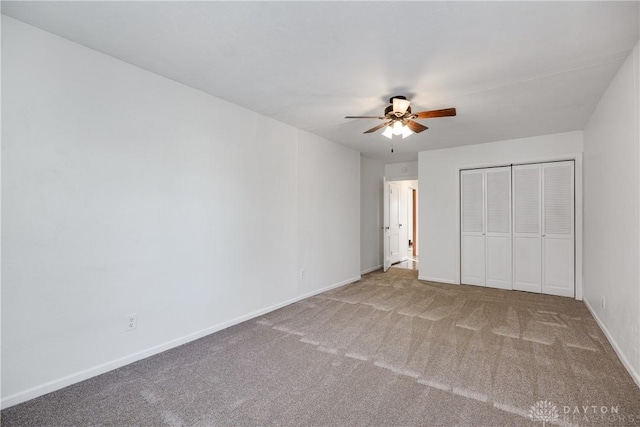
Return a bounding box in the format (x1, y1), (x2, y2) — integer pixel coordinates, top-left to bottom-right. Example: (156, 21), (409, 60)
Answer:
(461, 161), (575, 297)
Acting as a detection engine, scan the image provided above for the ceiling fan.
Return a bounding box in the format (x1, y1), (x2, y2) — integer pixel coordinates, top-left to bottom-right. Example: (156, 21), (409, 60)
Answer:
(345, 96), (456, 139)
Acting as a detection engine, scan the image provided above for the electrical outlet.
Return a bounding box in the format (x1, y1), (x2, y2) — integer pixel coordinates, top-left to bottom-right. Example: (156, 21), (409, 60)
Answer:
(601, 296), (606, 310)
(126, 314), (137, 332)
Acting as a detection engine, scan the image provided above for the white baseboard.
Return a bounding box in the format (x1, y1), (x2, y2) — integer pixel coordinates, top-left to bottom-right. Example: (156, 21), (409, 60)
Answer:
(361, 265), (383, 275)
(418, 276), (458, 285)
(1, 275), (361, 409)
(298, 275), (361, 298)
(584, 298), (640, 389)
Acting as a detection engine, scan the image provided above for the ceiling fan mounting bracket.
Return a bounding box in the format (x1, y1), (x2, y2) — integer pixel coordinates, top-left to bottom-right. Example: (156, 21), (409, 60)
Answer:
(389, 95), (407, 103)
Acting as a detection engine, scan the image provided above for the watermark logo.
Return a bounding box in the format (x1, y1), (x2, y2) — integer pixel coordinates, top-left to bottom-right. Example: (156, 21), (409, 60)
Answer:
(530, 400), (559, 426)
(529, 400), (636, 425)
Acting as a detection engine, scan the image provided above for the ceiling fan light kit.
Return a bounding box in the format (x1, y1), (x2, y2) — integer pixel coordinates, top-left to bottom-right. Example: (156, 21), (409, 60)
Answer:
(381, 120), (413, 139)
(345, 95), (457, 150)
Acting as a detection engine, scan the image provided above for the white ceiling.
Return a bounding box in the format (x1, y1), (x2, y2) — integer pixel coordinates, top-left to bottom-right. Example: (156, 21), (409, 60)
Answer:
(3, 1), (639, 162)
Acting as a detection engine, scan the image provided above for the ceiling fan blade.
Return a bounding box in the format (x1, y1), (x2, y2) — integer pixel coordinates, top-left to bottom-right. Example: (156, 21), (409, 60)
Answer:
(414, 108), (457, 119)
(364, 121), (391, 134)
(345, 116), (385, 119)
(392, 98), (411, 114)
(405, 120), (428, 133)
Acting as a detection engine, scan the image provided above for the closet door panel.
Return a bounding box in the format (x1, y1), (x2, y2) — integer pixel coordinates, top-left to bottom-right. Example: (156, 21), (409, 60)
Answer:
(542, 161), (574, 297)
(513, 166), (541, 235)
(461, 170), (485, 286)
(513, 237), (541, 292)
(486, 236), (511, 289)
(543, 163), (573, 237)
(462, 235), (485, 286)
(485, 167), (512, 289)
(512, 164), (542, 293)
(543, 238), (574, 297)
(462, 171), (484, 233)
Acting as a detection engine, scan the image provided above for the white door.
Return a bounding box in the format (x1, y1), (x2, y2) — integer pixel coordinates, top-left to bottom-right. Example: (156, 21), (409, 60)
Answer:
(542, 162), (574, 297)
(485, 167), (512, 289)
(461, 170), (485, 286)
(513, 164), (542, 293)
(388, 182), (402, 266)
(383, 179), (402, 272)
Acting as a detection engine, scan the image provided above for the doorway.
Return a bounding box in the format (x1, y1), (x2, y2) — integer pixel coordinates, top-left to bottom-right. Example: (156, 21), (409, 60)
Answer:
(384, 179), (418, 271)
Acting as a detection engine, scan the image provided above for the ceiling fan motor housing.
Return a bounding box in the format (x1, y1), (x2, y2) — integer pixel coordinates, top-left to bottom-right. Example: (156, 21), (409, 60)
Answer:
(384, 104), (412, 117)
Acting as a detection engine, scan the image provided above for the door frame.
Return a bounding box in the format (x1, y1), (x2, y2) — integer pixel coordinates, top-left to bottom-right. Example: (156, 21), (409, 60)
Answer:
(412, 188), (417, 257)
(454, 153), (583, 301)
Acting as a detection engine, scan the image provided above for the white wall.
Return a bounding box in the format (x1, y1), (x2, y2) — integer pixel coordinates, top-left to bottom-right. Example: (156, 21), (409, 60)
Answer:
(1, 17), (360, 407)
(583, 42), (640, 385)
(298, 133), (360, 292)
(385, 161), (418, 181)
(418, 131), (583, 285)
(360, 156), (385, 273)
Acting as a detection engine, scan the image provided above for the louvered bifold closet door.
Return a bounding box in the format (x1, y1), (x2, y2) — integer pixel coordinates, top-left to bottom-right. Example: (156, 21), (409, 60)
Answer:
(461, 170), (485, 286)
(542, 161), (575, 297)
(485, 167), (512, 289)
(512, 164), (542, 293)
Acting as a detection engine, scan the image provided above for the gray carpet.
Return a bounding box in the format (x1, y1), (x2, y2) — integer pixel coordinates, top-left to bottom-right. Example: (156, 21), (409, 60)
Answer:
(3, 268), (640, 426)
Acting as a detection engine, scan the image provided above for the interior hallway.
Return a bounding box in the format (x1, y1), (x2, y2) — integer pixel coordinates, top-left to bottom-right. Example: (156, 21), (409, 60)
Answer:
(391, 244), (418, 271)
